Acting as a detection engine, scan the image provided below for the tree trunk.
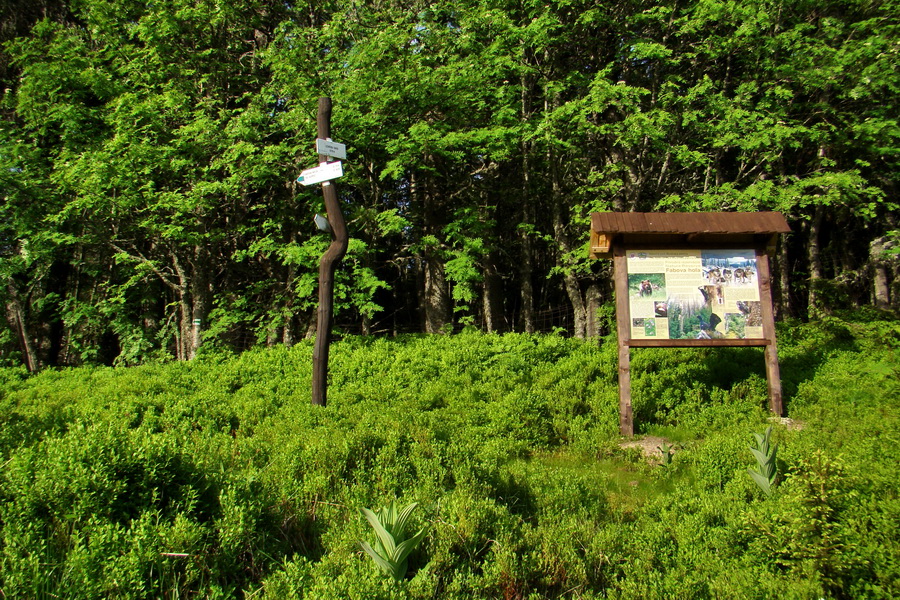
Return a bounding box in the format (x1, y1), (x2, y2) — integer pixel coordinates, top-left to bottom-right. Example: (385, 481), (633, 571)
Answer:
(264, 261), (280, 346)
(282, 319), (295, 346)
(423, 251), (450, 333)
(777, 234), (793, 319)
(415, 253), (426, 331)
(170, 251), (188, 360)
(481, 249), (505, 332)
(873, 263), (891, 309)
(870, 236), (892, 310)
(171, 246), (213, 361)
(609, 145), (639, 212)
(5, 283), (39, 371)
(177, 294), (191, 361)
(547, 96), (587, 338)
(519, 80), (535, 333)
(188, 245), (212, 359)
(304, 315), (316, 339)
(282, 264), (296, 346)
(585, 283), (602, 338)
(563, 271), (588, 338)
(519, 164), (536, 333)
(893, 263), (900, 311)
(807, 204), (826, 318)
(415, 171), (450, 334)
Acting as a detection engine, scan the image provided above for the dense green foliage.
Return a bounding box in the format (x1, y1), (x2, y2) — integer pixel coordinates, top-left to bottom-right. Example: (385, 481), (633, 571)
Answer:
(2, 0), (900, 368)
(0, 314), (897, 598)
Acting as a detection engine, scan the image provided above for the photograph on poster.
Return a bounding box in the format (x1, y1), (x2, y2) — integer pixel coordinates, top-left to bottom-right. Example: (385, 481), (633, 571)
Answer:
(626, 249), (762, 340)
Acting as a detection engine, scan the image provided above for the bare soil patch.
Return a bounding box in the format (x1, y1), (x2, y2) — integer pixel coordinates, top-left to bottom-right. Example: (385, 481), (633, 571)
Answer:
(619, 435), (672, 460)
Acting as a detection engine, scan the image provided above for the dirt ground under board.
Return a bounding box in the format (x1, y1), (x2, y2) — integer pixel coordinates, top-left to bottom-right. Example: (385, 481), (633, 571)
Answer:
(619, 417), (803, 461)
(619, 436), (671, 460)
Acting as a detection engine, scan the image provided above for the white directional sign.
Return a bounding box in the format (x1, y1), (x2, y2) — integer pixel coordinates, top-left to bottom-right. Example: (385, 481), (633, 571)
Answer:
(297, 161), (343, 186)
(316, 138), (347, 160)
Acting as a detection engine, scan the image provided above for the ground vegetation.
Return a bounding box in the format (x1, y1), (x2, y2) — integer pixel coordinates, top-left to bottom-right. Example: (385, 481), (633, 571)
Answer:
(0, 313), (897, 598)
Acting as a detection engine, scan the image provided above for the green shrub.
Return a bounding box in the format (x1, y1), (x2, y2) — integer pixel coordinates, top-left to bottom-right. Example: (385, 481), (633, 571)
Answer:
(0, 317), (898, 598)
(692, 426), (752, 492)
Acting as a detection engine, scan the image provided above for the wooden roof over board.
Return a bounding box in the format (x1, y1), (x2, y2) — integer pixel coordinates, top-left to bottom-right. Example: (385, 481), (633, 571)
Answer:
(589, 212), (790, 258)
(592, 211), (790, 234)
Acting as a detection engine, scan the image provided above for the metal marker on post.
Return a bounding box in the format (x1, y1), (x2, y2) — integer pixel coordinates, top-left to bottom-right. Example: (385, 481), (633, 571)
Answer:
(311, 97), (348, 407)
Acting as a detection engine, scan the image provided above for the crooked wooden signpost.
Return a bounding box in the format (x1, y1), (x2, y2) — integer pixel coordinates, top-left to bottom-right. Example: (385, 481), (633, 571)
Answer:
(589, 212), (791, 436)
(298, 97), (347, 407)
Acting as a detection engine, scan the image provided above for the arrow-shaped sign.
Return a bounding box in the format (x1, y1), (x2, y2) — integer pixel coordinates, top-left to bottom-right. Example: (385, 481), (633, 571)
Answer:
(316, 138), (347, 160)
(297, 161), (343, 186)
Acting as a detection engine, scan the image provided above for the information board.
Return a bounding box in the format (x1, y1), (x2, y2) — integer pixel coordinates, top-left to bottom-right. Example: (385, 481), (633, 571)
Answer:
(626, 249), (762, 341)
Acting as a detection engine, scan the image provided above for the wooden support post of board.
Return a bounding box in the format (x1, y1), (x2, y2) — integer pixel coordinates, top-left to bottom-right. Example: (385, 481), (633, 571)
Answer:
(613, 245), (634, 436)
(756, 246), (784, 416)
(311, 97), (349, 407)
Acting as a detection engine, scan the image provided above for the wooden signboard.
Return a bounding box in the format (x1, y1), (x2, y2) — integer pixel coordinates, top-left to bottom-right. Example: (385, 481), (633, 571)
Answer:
(591, 212), (791, 435)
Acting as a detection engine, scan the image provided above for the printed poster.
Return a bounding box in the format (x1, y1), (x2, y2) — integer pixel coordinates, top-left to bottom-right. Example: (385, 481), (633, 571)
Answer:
(626, 249), (763, 340)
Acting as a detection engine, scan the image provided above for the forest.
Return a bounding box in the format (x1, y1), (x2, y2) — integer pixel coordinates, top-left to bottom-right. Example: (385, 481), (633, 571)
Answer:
(2, 0), (899, 368)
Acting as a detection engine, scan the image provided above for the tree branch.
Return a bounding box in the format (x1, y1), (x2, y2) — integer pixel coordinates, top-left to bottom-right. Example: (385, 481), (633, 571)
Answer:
(109, 242), (181, 292)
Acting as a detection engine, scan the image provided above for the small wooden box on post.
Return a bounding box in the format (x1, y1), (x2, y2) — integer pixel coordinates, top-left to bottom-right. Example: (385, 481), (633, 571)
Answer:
(589, 212), (791, 436)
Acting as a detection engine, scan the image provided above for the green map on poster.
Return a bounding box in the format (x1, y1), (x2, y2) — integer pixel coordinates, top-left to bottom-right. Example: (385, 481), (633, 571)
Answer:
(626, 249), (762, 340)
